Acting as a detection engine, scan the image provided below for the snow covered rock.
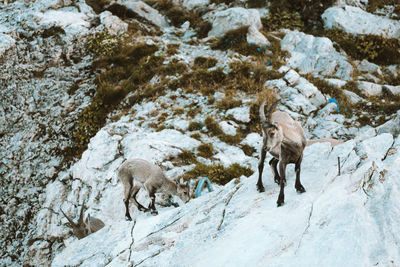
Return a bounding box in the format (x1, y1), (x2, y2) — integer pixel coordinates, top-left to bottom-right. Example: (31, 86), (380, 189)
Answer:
(377, 110), (400, 137)
(295, 78), (325, 108)
(114, 0), (169, 28)
(50, 134), (400, 266)
(226, 106), (250, 123)
(208, 8), (268, 47)
(281, 30), (353, 80)
(322, 6), (400, 39)
(99, 11), (128, 35)
(219, 120), (237, 136)
(357, 59), (382, 76)
(384, 85), (400, 96)
(357, 81), (383, 97)
(35, 8), (91, 36)
(284, 69), (300, 86)
(0, 33), (15, 56)
(182, 0), (210, 9)
(246, 24), (270, 47)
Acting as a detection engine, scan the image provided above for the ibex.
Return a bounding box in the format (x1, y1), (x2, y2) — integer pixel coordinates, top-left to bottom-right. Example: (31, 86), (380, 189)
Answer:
(60, 204), (105, 239)
(257, 99), (307, 206)
(118, 158), (190, 221)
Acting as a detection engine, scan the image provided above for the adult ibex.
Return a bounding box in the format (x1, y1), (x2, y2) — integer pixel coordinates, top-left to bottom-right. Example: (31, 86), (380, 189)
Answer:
(257, 99), (307, 206)
(118, 158), (190, 221)
(60, 204), (105, 239)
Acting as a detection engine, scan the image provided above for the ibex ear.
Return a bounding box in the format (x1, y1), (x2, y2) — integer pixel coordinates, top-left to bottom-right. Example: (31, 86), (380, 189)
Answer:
(186, 181), (189, 187)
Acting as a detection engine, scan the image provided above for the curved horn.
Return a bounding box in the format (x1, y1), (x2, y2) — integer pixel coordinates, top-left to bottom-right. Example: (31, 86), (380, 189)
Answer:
(266, 99), (281, 122)
(78, 203), (85, 225)
(259, 100), (267, 125)
(60, 208), (78, 228)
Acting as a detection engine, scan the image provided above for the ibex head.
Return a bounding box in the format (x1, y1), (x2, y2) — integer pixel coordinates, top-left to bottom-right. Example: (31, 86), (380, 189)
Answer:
(175, 178), (190, 203)
(60, 204), (90, 239)
(259, 99), (283, 151)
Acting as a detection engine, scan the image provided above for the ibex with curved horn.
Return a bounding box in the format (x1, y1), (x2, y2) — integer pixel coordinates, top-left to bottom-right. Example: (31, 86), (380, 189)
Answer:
(60, 204), (105, 239)
(257, 99), (307, 206)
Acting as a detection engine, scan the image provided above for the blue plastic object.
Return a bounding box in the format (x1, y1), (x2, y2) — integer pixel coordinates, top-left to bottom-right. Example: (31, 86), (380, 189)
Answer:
(195, 177), (213, 198)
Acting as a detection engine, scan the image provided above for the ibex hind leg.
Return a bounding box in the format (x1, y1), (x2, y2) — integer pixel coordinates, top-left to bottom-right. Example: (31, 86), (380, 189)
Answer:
(295, 157), (305, 193)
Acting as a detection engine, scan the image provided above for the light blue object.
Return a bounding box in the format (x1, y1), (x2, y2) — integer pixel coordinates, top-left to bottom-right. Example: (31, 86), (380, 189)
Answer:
(195, 177), (213, 198)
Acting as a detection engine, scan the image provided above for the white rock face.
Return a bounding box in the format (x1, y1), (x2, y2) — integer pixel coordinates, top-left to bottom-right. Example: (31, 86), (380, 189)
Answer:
(281, 30), (353, 80)
(343, 89), (365, 104)
(114, 0), (169, 28)
(208, 8), (264, 42)
(226, 106), (250, 123)
(284, 69), (300, 86)
(357, 81), (383, 97)
(35, 9), (91, 36)
(295, 78), (325, 108)
(50, 135), (400, 267)
(384, 85), (400, 96)
(357, 59), (382, 76)
(182, 0), (210, 9)
(246, 24), (270, 47)
(219, 120), (237, 136)
(322, 6), (400, 39)
(0, 33), (15, 56)
(99, 11), (128, 35)
(377, 110), (400, 137)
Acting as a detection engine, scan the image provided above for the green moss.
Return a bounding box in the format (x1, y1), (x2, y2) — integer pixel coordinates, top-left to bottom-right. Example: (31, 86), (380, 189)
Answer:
(197, 143), (214, 158)
(180, 162), (254, 185)
(262, 8), (303, 32)
(87, 31), (121, 57)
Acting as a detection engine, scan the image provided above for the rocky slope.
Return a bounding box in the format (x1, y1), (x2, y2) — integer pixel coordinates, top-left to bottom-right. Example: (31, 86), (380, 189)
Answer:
(1, 0), (400, 266)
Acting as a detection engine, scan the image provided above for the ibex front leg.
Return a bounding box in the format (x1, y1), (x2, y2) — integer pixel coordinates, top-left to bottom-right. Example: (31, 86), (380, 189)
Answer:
(277, 161), (287, 207)
(257, 147), (267, 192)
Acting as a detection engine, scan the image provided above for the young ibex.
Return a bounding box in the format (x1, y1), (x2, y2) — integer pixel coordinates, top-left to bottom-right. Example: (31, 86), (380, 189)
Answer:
(257, 99), (307, 206)
(60, 204), (105, 239)
(118, 158), (190, 221)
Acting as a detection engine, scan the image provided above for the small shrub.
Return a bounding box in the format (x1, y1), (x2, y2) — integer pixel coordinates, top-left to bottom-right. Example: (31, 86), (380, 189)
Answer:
(87, 31), (121, 57)
(322, 30), (400, 65)
(197, 143), (214, 158)
(180, 162), (254, 185)
(177, 150), (198, 165)
(216, 96), (242, 110)
(190, 133), (202, 140)
(205, 116), (224, 136)
(194, 56), (218, 69)
(241, 144), (256, 156)
(166, 43), (180, 55)
(247, 0), (267, 8)
(163, 58), (188, 76)
(262, 8), (303, 32)
(188, 121), (203, 131)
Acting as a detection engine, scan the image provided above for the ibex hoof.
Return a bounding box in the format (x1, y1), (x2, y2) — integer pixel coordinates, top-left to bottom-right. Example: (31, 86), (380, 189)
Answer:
(277, 200), (284, 207)
(151, 210), (158, 216)
(277, 195), (284, 207)
(296, 185), (306, 193)
(125, 216), (132, 221)
(257, 184), (265, 192)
